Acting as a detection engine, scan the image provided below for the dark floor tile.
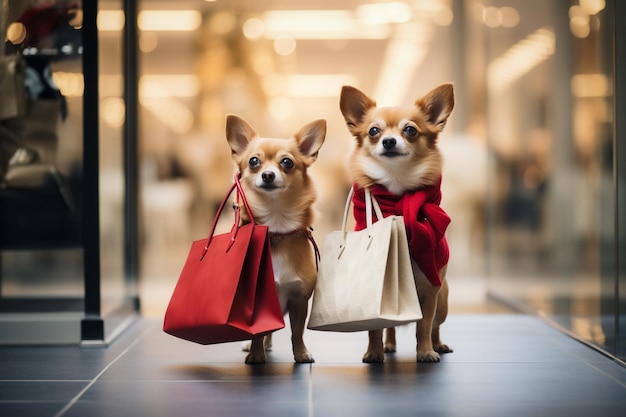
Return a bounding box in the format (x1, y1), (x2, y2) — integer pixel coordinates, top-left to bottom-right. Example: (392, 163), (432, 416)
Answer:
(0, 403), (67, 417)
(0, 381), (87, 402)
(67, 380), (312, 417)
(0, 356), (103, 381)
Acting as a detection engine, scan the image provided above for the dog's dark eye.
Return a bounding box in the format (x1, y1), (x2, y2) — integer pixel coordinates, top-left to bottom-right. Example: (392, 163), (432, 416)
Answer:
(404, 125), (418, 137)
(280, 158), (294, 169)
(249, 157), (261, 169)
(368, 127), (381, 137)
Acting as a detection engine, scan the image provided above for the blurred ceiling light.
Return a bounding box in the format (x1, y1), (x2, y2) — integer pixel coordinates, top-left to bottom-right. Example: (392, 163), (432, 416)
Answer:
(140, 75), (200, 97)
(138, 10), (202, 32)
(260, 10), (390, 39)
(263, 74), (359, 97)
(98, 10), (124, 31)
(571, 73), (610, 97)
(273, 35), (296, 56)
(488, 27), (555, 92)
(356, 2), (412, 25)
(263, 10), (352, 33)
(6, 22), (26, 44)
(243, 17), (265, 40)
(579, 0), (606, 15)
(412, 0), (447, 13)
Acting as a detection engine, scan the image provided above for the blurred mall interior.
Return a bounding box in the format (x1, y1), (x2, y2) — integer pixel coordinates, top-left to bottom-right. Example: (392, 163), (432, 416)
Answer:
(0, 0), (624, 364)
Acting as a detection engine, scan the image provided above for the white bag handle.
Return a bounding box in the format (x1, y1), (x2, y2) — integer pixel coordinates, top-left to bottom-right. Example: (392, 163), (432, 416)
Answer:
(338, 187), (385, 256)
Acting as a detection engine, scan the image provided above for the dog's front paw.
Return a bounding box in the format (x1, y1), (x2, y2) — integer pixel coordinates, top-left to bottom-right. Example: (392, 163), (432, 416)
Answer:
(435, 343), (453, 354)
(416, 351), (441, 362)
(383, 342), (397, 353)
(294, 350), (315, 363)
(362, 350), (385, 363)
(245, 352), (267, 365)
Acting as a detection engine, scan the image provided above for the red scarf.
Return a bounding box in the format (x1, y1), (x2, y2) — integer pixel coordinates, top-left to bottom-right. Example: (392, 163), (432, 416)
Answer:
(352, 180), (450, 286)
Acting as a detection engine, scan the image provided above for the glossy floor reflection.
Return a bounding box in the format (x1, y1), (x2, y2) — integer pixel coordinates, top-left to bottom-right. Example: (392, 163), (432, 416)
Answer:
(1, 314), (625, 417)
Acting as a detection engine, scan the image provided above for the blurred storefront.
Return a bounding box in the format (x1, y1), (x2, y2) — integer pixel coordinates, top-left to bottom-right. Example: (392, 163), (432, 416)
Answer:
(0, 0), (139, 344)
(1, 0), (624, 363)
(479, 0), (625, 362)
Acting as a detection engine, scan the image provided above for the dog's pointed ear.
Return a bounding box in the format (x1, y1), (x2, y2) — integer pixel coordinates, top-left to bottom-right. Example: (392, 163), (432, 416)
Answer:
(226, 115), (257, 156)
(340, 86), (376, 135)
(415, 83), (454, 132)
(295, 119), (326, 164)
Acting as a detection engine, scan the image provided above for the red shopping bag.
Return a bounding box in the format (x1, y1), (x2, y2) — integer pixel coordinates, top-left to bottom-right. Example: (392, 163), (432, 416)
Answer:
(163, 174), (284, 344)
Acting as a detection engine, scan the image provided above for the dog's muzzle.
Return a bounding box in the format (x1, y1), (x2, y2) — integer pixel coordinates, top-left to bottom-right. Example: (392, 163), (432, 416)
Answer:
(259, 170), (280, 190)
(380, 136), (406, 157)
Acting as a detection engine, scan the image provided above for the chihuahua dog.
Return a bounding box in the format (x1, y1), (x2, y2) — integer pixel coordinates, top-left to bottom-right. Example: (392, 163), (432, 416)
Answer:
(226, 115), (326, 364)
(339, 84), (454, 363)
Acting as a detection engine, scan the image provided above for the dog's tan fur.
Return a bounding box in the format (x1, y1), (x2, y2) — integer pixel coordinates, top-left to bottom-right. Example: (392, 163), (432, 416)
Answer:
(226, 115), (326, 364)
(339, 84), (454, 363)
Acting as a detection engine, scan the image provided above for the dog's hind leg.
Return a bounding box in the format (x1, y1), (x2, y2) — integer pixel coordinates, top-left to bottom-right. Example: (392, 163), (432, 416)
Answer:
(415, 284), (441, 362)
(363, 329), (385, 363)
(384, 327), (397, 353)
(432, 278), (452, 354)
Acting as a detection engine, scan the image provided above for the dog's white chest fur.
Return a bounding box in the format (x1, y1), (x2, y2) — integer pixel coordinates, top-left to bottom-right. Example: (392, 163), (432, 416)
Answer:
(362, 158), (432, 195)
(252, 202), (303, 234)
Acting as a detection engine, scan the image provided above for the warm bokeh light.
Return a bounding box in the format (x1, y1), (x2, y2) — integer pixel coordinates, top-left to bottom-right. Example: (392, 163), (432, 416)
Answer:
(243, 18), (265, 40)
(5, 22), (26, 44)
(52, 71), (84, 97)
(97, 10), (125, 31)
(273, 35), (296, 56)
(101, 97), (126, 127)
(579, 0), (606, 15)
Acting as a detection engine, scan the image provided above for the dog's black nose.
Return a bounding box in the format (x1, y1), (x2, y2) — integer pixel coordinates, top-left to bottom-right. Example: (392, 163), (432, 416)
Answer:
(382, 137), (396, 149)
(261, 171), (275, 183)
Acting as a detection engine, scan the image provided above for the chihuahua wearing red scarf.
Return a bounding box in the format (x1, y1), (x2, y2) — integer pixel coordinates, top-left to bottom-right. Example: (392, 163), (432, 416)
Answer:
(340, 84), (454, 363)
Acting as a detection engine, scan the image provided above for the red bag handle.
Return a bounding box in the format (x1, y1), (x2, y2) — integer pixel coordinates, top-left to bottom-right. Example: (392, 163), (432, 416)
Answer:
(202, 173), (256, 258)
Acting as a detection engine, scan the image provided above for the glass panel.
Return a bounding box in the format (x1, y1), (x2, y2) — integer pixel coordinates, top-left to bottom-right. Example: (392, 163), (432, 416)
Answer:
(98, 0), (126, 317)
(482, 0), (617, 355)
(1, 0), (84, 304)
(0, 0), (84, 343)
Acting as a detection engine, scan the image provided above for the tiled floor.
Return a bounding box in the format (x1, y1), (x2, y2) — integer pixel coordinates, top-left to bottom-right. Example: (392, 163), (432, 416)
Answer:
(1, 313), (626, 417)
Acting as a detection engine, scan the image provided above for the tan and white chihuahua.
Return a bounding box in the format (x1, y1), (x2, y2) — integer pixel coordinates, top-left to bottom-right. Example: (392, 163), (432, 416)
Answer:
(226, 115), (326, 364)
(339, 84), (454, 363)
